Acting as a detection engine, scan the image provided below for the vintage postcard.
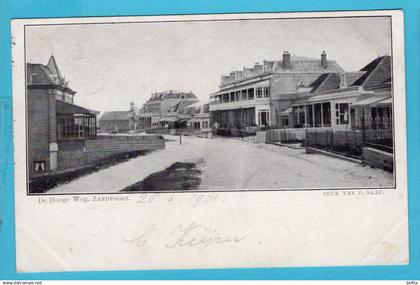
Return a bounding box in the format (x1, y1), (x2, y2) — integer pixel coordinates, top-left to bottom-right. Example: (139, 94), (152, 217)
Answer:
(12, 10), (408, 272)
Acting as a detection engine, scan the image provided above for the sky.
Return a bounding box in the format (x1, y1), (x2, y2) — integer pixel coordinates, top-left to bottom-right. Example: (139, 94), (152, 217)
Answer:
(25, 16), (392, 112)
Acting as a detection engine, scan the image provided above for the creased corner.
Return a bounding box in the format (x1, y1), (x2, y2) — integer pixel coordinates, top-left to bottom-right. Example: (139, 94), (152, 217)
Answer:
(360, 218), (409, 265)
(16, 221), (72, 273)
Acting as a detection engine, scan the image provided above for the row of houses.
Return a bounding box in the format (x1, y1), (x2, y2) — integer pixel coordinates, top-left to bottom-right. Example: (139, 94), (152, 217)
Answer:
(99, 51), (392, 137)
(210, 51), (392, 132)
(27, 52), (393, 179)
(99, 90), (211, 134)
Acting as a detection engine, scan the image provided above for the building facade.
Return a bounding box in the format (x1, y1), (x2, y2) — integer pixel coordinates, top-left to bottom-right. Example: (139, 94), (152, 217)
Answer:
(209, 51), (345, 130)
(182, 101), (211, 131)
(138, 90), (199, 129)
(98, 111), (131, 133)
(288, 56), (392, 131)
(27, 55), (98, 177)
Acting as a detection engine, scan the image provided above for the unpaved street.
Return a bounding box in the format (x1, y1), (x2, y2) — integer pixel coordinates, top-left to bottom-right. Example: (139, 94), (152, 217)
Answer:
(48, 136), (394, 194)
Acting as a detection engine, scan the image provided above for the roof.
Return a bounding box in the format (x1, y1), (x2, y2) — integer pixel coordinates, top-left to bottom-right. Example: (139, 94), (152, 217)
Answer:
(56, 100), (98, 115)
(220, 55), (345, 87)
(185, 100), (210, 108)
(352, 95), (390, 107)
(99, 111), (130, 121)
(309, 73), (342, 94)
(308, 73), (330, 91)
(27, 55), (68, 87)
(351, 56), (391, 88)
(306, 86), (363, 103)
(382, 78), (392, 84)
(147, 90), (198, 102)
(281, 57), (344, 73)
(345, 71), (366, 86)
(167, 100), (198, 113)
(213, 78), (271, 94)
(47, 55), (63, 85)
(27, 64), (55, 85)
(307, 71), (369, 95)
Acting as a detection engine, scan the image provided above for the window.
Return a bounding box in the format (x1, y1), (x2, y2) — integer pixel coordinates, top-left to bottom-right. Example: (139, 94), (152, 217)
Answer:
(248, 88), (254, 100)
(264, 87), (270, 98)
(34, 161), (46, 172)
(258, 109), (269, 126)
(322, 102), (331, 126)
(64, 94), (74, 103)
(223, 93), (229, 103)
(292, 106), (299, 127)
(58, 114), (97, 140)
(230, 92), (235, 102)
(235, 91), (241, 101)
(338, 103), (349, 125)
(256, 87), (263, 98)
(241, 89), (247, 100)
(282, 117), (289, 127)
(314, 103), (322, 127)
(298, 105), (305, 125)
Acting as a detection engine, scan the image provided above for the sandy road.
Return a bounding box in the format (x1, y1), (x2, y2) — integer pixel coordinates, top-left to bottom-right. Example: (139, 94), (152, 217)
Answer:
(48, 135), (394, 194)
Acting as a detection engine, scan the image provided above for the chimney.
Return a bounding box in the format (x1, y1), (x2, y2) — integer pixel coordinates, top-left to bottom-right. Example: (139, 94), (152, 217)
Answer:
(321, 51), (328, 68)
(283, 51), (291, 70)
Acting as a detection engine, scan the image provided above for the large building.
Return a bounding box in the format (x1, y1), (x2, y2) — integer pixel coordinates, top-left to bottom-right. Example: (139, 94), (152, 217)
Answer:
(27, 55), (98, 176)
(209, 51), (344, 130)
(138, 89), (199, 129)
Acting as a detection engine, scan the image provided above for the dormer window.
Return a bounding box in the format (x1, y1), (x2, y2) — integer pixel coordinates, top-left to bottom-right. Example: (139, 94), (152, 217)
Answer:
(340, 73), (347, 88)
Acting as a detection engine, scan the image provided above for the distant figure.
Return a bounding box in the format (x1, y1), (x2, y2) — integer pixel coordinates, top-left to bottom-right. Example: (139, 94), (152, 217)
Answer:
(213, 121), (219, 136)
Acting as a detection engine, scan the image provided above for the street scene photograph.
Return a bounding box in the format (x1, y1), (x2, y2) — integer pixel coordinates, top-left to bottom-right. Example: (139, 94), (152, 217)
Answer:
(24, 15), (395, 194)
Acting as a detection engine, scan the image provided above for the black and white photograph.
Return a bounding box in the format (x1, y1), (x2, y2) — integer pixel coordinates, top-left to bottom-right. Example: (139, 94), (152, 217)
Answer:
(24, 14), (396, 194)
(11, 11), (408, 272)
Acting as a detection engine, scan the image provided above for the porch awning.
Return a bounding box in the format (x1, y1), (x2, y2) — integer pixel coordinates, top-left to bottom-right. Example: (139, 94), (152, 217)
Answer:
(56, 100), (98, 115)
(159, 117), (178, 122)
(376, 97), (392, 106)
(211, 79), (270, 96)
(138, 112), (157, 118)
(352, 96), (390, 107)
(280, 107), (292, 115)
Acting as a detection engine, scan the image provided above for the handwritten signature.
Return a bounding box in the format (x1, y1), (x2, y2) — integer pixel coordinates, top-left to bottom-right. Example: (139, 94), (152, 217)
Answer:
(123, 221), (247, 250)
